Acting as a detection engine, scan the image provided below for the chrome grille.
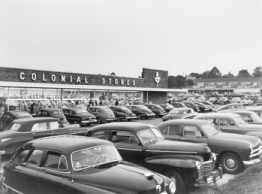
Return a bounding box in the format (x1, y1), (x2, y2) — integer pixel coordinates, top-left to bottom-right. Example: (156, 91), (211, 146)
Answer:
(198, 161), (213, 178)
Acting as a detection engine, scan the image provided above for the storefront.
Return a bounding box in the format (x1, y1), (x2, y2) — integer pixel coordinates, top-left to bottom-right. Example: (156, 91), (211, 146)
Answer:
(0, 67), (187, 113)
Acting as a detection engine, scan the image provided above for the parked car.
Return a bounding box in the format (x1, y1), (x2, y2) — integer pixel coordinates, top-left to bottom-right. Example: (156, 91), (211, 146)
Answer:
(246, 107), (262, 119)
(216, 103), (246, 112)
(194, 113), (262, 140)
(2, 135), (176, 194)
(109, 106), (137, 121)
(231, 97), (242, 104)
(256, 97), (262, 106)
(62, 108), (97, 126)
(193, 102), (213, 112)
(127, 105), (155, 120)
(157, 119), (262, 174)
(145, 104), (167, 117)
(85, 122), (222, 194)
(208, 97), (218, 104)
(159, 103), (175, 113)
(240, 97), (253, 106)
(196, 100), (216, 109)
(183, 101), (201, 112)
(219, 110), (262, 124)
(0, 117), (87, 155)
(0, 111), (32, 131)
(217, 97), (230, 105)
(35, 108), (68, 124)
(171, 102), (187, 108)
(87, 106), (116, 124)
(161, 108), (197, 122)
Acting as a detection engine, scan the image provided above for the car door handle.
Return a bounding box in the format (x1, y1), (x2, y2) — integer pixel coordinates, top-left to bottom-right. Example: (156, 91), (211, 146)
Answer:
(181, 137), (186, 140)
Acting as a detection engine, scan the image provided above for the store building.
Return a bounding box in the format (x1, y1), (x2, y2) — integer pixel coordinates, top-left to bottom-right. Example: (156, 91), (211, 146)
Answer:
(0, 67), (187, 112)
(188, 77), (262, 96)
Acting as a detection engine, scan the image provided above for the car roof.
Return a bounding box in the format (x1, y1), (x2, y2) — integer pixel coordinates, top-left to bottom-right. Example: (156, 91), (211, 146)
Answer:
(195, 113), (240, 118)
(12, 117), (59, 124)
(63, 108), (85, 111)
(170, 107), (192, 111)
(24, 135), (113, 153)
(90, 106), (110, 109)
(39, 108), (62, 111)
(89, 122), (155, 133)
(160, 119), (209, 126)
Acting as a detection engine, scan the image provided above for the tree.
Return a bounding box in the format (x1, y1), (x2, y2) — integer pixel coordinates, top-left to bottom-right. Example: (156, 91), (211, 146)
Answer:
(208, 67), (222, 78)
(186, 79), (194, 86)
(168, 76), (178, 88)
(201, 71), (211, 79)
(237, 69), (251, 78)
(222, 72), (234, 78)
(189, 73), (201, 79)
(176, 75), (186, 87)
(252, 66), (262, 77)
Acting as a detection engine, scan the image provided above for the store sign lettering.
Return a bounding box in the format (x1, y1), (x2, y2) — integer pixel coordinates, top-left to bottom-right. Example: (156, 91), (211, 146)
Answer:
(19, 72), (135, 86)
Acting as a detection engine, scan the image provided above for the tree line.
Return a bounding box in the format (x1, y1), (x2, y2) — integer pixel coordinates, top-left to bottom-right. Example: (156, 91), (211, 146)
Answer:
(168, 66), (262, 88)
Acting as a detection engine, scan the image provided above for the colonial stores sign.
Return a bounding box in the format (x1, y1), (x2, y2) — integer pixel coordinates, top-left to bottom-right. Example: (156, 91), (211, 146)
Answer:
(19, 71), (136, 86)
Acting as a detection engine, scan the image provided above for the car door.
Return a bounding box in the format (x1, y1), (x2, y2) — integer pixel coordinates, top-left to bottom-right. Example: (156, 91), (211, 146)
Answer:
(180, 125), (208, 144)
(161, 125), (181, 141)
(218, 118), (241, 134)
(111, 130), (145, 166)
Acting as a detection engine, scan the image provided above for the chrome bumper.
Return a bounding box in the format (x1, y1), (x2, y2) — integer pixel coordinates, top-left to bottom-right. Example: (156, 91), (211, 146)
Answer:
(243, 155), (262, 167)
(194, 167), (223, 187)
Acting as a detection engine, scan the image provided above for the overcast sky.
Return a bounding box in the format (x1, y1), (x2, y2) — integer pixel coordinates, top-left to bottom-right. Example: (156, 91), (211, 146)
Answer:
(0, 0), (261, 78)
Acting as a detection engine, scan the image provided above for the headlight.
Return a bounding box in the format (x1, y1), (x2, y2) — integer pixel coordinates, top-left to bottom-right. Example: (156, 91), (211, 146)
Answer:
(211, 152), (217, 162)
(195, 161), (201, 169)
(1, 138), (11, 143)
(169, 182), (176, 194)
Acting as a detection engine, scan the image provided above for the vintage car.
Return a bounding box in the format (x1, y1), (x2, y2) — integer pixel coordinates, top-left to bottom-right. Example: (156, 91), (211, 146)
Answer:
(157, 119), (262, 174)
(127, 105), (155, 120)
(2, 135), (176, 194)
(62, 108), (97, 126)
(246, 107), (262, 119)
(0, 111), (32, 131)
(208, 97), (218, 104)
(145, 104), (167, 117)
(35, 108), (68, 124)
(194, 113), (262, 140)
(85, 122), (222, 194)
(256, 97), (262, 106)
(240, 97), (253, 106)
(109, 106), (137, 121)
(0, 117), (87, 155)
(219, 110), (262, 124)
(216, 103), (246, 112)
(193, 102), (213, 112)
(87, 106), (116, 124)
(161, 108), (197, 122)
(231, 97), (242, 104)
(217, 97), (230, 105)
(171, 102), (187, 109)
(159, 104), (175, 113)
(182, 101), (201, 112)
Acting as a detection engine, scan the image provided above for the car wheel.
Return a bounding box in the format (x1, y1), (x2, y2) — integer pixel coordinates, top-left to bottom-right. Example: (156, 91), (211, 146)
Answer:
(97, 118), (103, 124)
(220, 153), (243, 174)
(137, 114), (142, 120)
(165, 170), (185, 194)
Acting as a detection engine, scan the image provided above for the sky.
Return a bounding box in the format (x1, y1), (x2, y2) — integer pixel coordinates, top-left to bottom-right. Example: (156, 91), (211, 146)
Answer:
(0, 0), (261, 78)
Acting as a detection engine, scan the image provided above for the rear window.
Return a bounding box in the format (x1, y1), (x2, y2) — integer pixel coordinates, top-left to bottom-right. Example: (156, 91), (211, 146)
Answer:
(13, 112), (32, 118)
(9, 123), (21, 131)
(104, 108), (114, 114)
(53, 110), (63, 115)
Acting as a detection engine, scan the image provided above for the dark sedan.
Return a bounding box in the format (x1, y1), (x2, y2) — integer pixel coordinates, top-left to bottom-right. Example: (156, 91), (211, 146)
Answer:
(35, 108), (68, 124)
(193, 102), (213, 112)
(158, 119), (262, 174)
(127, 105), (155, 120)
(87, 106), (116, 124)
(3, 135), (176, 194)
(145, 104), (167, 117)
(171, 102), (187, 108)
(0, 111), (32, 131)
(0, 117), (87, 155)
(85, 122), (222, 194)
(161, 108), (197, 122)
(62, 108), (97, 126)
(182, 101), (201, 112)
(110, 106), (137, 121)
(159, 104), (175, 113)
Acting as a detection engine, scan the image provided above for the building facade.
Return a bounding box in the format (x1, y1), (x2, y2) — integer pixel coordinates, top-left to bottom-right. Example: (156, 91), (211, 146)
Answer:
(0, 67), (187, 112)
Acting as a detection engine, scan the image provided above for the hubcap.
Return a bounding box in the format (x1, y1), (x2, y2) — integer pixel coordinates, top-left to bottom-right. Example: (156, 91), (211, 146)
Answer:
(225, 158), (236, 169)
(170, 177), (177, 190)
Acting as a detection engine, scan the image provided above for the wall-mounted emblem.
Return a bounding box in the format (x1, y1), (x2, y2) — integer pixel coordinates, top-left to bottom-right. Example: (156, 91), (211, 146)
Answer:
(155, 72), (161, 86)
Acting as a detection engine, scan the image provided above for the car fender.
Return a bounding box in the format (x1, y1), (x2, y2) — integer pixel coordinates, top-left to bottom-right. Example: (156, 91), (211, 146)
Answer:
(145, 154), (203, 168)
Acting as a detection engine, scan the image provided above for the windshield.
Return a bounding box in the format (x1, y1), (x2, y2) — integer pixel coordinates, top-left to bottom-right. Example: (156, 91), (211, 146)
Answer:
(71, 145), (122, 171)
(137, 127), (164, 144)
(251, 113), (262, 122)
(75, 109), (88, 114)
(201, 123), (220, 136)
(135, 105), (148, 109)
(234, 116), (247, 126)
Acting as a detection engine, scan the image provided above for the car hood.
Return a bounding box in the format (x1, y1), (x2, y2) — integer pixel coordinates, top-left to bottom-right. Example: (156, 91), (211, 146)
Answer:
(146, 139), (210, 155)
(74, 161), (165, 193)
(210, 132), (260, 147)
